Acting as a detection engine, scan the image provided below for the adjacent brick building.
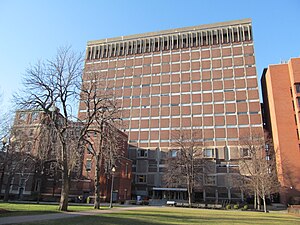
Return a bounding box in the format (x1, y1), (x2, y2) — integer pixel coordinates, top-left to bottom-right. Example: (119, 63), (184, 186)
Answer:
(261, 57), (300, 204)
(1, 110), (132, 203)
(81, 126), (132, 203)
(82, 18), (263, 202)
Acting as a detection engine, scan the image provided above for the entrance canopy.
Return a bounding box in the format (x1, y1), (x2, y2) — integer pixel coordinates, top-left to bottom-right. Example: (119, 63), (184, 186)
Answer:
(152, 187), (187, 192)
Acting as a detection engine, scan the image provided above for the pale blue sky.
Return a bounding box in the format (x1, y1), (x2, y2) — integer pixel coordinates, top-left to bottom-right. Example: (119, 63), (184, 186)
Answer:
(0, 0), (299, 108)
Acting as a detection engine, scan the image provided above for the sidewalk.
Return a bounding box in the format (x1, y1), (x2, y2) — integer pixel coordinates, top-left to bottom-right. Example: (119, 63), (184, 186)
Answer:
(0, 206), (150, 225)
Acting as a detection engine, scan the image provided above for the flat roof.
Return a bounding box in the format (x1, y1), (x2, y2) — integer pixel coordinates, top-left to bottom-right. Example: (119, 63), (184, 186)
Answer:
(88, 18), (252, 46)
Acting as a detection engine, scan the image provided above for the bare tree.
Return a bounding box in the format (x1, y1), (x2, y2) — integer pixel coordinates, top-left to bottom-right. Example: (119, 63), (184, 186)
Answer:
(14, 46), (84, 211)
(164, 130), (206, 207)
(239, 132), (280, 212)
(79, 75), (123, 209)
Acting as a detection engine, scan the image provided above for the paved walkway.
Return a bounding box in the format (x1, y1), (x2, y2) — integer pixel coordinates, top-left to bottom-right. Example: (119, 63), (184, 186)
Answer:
(0, 206), (151, 225)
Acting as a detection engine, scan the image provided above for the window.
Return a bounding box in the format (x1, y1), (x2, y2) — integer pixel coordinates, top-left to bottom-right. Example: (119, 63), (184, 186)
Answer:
(137, 175), (147, 183)
(297, 98), (300, 108)
(204, 175), (216, 185)
(19, 113), (27, 122)
(19, 178), (26, 188)
(204, 148), (214, 158)
(34, 179), (41, 191)
(31, 112), (39, 121)
(125, 163), (129, 178)
(86, 159), (92, 171)
(296, 83), (300, 93)
(137, 149), (148, 158)
(87, 144), (93, 154)
(170, 149), (177, 158)
(241, 148), (250, 157)
(265, 144), (269, 151)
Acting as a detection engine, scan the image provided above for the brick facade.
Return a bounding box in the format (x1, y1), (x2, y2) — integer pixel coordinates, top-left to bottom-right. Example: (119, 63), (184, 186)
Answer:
(261, 58), (300, 204)
(82, 19), (263, 202)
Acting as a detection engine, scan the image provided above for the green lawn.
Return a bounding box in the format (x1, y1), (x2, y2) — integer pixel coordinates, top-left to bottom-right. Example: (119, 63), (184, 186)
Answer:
(12, 207), (300, 225)
(0, 202), (98, 217)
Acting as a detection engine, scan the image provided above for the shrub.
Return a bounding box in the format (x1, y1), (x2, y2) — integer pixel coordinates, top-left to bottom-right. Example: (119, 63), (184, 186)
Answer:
(234, 204), (239, 210)
(226, 204), (231, 210)
(243, 205), (248, 210)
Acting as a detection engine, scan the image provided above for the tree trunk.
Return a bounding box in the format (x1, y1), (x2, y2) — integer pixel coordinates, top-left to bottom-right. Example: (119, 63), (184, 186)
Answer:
(0, 171), (4, 195)
(59, 169), (70, 211)
(94, 154), (101, 209)
(3, 174), (13, 202)
(0, 151), (8, 196)
(188, 189), (192, 207)
(0, 165), (6, 194)
(257, 195), (261, 211)
(262, 195), (267, 213)
(187, 177), (192, 207)
(94, 122), (104, 210)
(59, 147), (70, 212)
(254, 191), (257, 210)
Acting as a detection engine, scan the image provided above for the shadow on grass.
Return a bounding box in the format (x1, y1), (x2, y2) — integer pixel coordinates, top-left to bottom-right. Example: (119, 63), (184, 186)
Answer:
(16, 213), (300, 225)
(101, 212), (300, 225)
(0, 210), (58, 218)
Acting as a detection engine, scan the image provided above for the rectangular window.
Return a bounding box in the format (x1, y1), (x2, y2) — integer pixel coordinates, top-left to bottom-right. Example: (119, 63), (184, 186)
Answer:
(241, 148), (250, 157)
(296, 83), (300, 93)
(87, 145), (93, 154)
(125, 163), (129, 178)
(137, 149), (148, 158)
(137, 175), (147, 183)
(204, 148), (215, 158)
(265, 144), (269, 151)
(297, 98), (300, 108)
(86, 159), (92, 171)
(204, 175), (216, 185)
(19, 112), (27, 122)
(171, 149), (178, 158)
(34, 179), (41, 191)
(31, 112), (39, 122)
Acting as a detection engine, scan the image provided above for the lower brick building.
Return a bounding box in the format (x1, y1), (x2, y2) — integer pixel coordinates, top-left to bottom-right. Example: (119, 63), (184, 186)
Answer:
(0, 110), (132, 203)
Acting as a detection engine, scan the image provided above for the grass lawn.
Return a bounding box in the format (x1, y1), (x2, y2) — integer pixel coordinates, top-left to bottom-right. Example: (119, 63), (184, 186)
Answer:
(12, 207), (300, 225)
(0, 202), (100, 217)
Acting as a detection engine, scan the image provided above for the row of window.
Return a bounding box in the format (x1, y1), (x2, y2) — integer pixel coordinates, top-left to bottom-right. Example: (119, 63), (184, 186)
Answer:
(87, 25), (252, 59)
(135, 147), (251, 160)
(89, 56), (253, 72)
(95, 83), (258, 96)
(86, 65), (254, 78)
(129, 138), (242, 143)
(17, 111), (40, 124)
(135, 174), (217, 185)
(123, 110), (261, 120)
(114, 88), (257, 98)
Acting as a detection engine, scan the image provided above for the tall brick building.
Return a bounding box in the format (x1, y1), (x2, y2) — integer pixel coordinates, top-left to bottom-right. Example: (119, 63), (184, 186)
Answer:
(82, 19), (263, 202)
(261, 57), (300, 204)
